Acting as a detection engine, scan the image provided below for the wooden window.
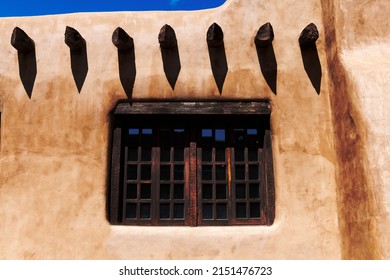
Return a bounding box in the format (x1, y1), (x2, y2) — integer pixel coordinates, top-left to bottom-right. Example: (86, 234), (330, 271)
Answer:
(108, 102), (275, 226)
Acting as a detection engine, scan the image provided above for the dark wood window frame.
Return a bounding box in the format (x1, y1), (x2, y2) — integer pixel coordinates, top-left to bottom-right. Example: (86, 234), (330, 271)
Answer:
(108, 101), (275, 226)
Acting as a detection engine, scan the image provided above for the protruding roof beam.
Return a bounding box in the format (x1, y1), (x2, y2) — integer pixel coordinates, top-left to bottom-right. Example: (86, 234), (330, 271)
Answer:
(299, 23), (319, 47)
(206, 22), (224, 48)
(11, 27), (35, 53)
(65, 26), (86, 51)
(112, 27), (134, 51)
(158, 24), (177, 49)
(254, 22), (274, 48)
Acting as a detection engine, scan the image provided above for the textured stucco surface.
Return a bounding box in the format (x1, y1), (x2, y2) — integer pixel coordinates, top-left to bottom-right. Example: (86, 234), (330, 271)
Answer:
(0, 0), (386, 259)
(335, 0), (390, 259)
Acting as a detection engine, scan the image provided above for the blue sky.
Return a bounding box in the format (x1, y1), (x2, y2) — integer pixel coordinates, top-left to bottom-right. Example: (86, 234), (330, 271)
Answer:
(0, 0), (226, 17)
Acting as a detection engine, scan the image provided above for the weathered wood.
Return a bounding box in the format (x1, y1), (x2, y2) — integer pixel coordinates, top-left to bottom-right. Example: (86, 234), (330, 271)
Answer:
(109, 126), (122, 225)
(189, 143), (198, 226)
(65, 26), (86, 51)
(254, 22), (274, 48)
(114, 101), (271, 115)
(207, 22), (224, 48)
(11, 27), (35, 53)
(158, 24), (177, 49)
(299, 23), (319, 47)
(264, 129), (275, 225)
(112, 27), (134, 51)
(110, 102), (274, 226)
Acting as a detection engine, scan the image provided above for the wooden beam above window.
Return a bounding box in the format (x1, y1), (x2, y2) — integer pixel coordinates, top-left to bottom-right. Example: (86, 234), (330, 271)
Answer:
(114, 101), (271, 115)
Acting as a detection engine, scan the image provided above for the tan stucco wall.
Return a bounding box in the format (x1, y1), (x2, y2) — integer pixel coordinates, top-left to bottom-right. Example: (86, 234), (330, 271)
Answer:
(1, 0), (386, 259)
(333, 0), (390, 259)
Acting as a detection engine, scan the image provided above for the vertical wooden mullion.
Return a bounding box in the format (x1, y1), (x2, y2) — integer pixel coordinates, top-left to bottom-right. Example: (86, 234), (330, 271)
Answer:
(184, 146), (191, 225)
(212, 147), (216, 221)
(259, 148), (267, 224)
(110, 125), (123, 224)
(136, 163), (140, 220)
(188, 142), (197, 226)
(245, 147), (249, 219)
(152, 146), (159, 225)
(230, 147), (237, 224)
(170, 148), (174, 221)
(264, 130), (275, 225)
(123, 146), (129, 222)
(227, 147), (232, 225)
(196, 146), (202, 226)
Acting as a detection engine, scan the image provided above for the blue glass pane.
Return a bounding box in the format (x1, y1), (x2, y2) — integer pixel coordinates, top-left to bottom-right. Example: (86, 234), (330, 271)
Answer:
(247, 129), (258, 135)
(215, 129), (225, 142)
(142, 128), (153, 134)
(202, 129), (212, 138)
(129, 128), (139, 135)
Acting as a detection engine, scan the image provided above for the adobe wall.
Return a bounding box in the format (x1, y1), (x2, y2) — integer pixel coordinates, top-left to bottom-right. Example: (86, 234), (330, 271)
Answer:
(330, 0), (390, 259)
(0, 0), (361, 259)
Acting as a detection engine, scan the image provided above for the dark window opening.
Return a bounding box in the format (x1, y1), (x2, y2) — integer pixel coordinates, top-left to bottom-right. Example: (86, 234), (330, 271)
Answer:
(108, 102), (275, 226)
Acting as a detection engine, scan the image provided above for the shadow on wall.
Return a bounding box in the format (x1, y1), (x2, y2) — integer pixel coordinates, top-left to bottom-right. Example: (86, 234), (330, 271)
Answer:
(11, 27), (37, 99)
(65, 26), (89, 93)
(299, 23), (322, 95)
(112, 27), (136, 99)
(9, 23), (322, 98)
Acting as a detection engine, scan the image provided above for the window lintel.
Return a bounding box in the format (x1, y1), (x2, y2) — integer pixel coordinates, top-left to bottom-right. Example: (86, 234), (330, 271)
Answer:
(113, 101), (271, 115)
